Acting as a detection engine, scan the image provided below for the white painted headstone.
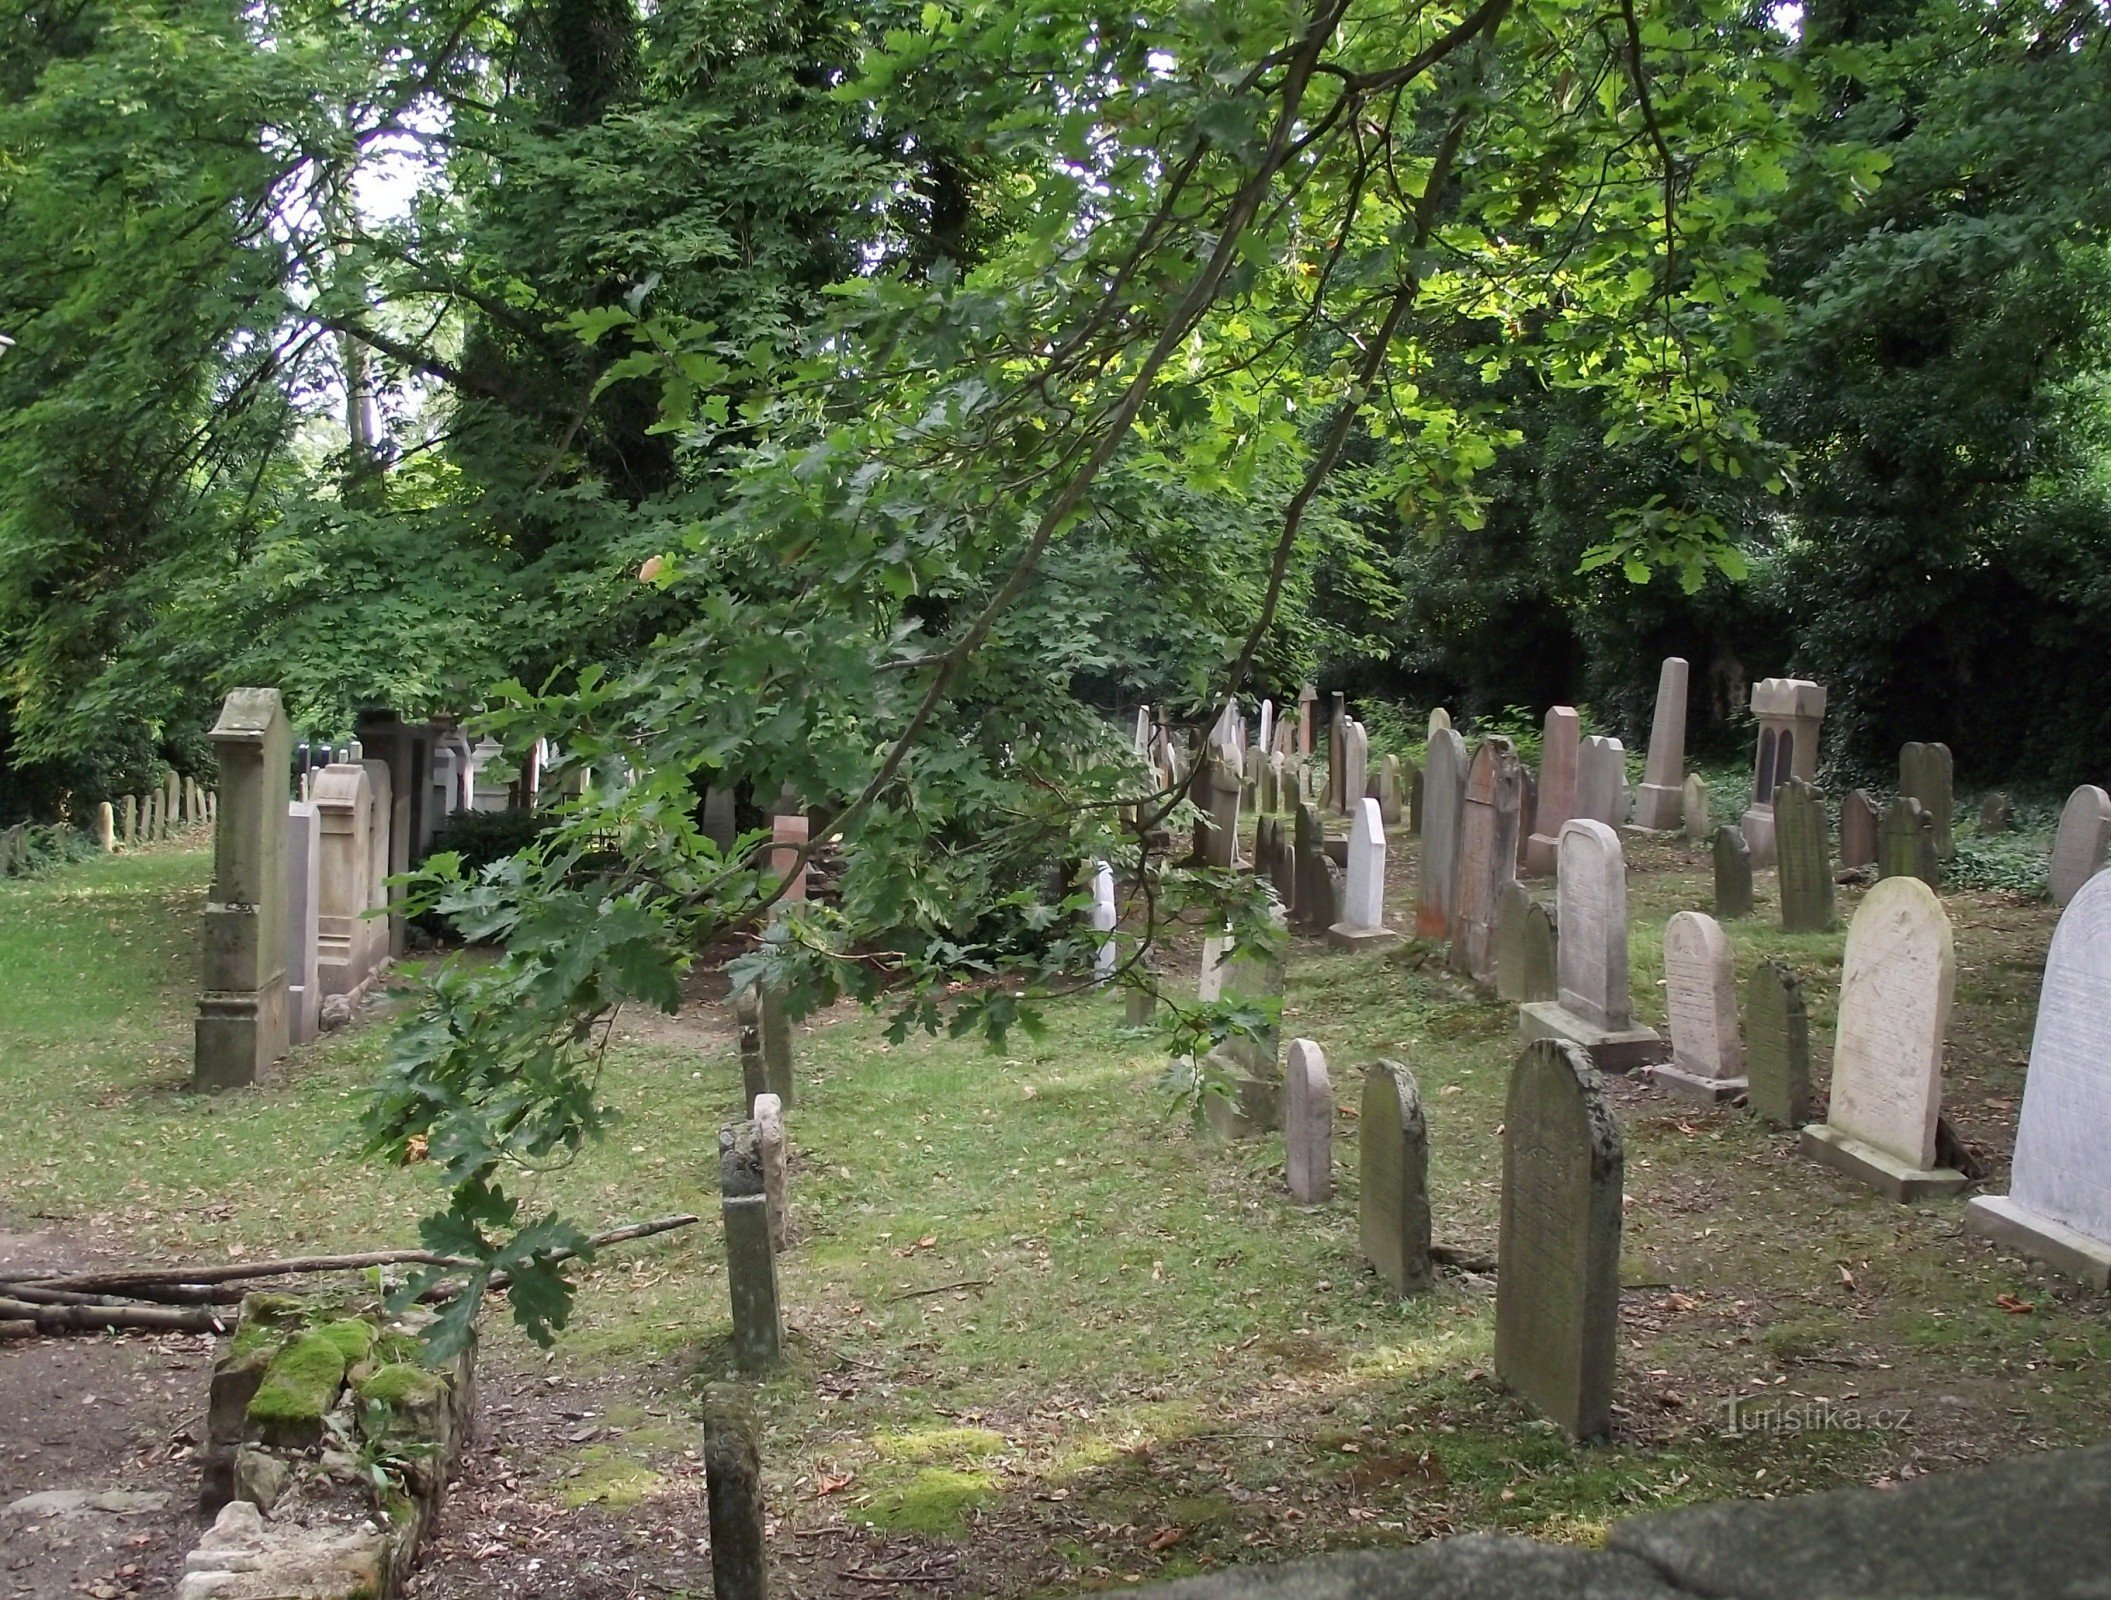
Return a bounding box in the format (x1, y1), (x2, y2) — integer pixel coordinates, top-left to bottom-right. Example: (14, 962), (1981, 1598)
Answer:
(1090, 862), (1117, 981)
(1340, 799), (1388, 932)
(2051, 785), (2111, 908)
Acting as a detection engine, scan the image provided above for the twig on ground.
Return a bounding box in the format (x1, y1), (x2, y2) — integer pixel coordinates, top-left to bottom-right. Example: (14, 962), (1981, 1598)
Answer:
(884, 1279), (994, 1303)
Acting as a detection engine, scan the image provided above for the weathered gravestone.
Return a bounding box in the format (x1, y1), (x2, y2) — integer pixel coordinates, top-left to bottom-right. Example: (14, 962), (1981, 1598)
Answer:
(1839, 789), (1880, 870)
(770, 813), (810, 900)
(1801, 876), (1968, 1201)
(1495, 884), (1559, 1005)
(1658, 911), (1745, 1103)
(1519, 819), (1662, 1072)
(94, 801), (114, 852)
(1328, 692), (1349, 812)
(1576, 736), (1628, 830)
(1524, 707), (1580, 878)
(120, 793), (137, 845)
(1428, 706), (1451, 739)
(1495, 1038), (1623, 1441)
(283, 801), (321, 1047)
(1241, 744), (1265, 812)
(734, 990), (769, 1112)
(1979, 792), (2013, 835)
(1515, 768), (1538, 872)
(1200, 908), (1288, 1140)
(1124, 952), (1159, 1029)
(1283, 1039), (1334, 1204)
(1775, 779), (1836, 932)
(1328, 799), (1397, 951)
(757, 968), (796, 1106)
(1343, 721), (1370, 818)
(1194, 750), (1243, 869)
(1408, 761), (1425, 836)
(1264, 814), (1298, 912)
(1449, 738), (1523, 986)
(1713, 826), (1754, 920)
(719, 1121), (782, 1370)
(1360, 1060), (1432, 1295)
(2051, 785), (2111, 907)
(1293, 803), (1331, 933)
(1297, 683), (1318, 756)
(701, 786), (738, 854)
(700, 1387), (769, 1600)
(195, 690), (292, 1091)
(1877, 795), (1941, 889)
(1966, 871), (2111, 1289)
(1739, 678), (1826, 868)
(1899, 741), (1955, 860)
(1378, 754), (1404, 826)
(1632, 657), (1690, 830)
(1745, 961), (1812, 1129)
(1414, 727), (1468, 938)
(752, 1093), (790, 1252)
(1682, 773), (1710, 843)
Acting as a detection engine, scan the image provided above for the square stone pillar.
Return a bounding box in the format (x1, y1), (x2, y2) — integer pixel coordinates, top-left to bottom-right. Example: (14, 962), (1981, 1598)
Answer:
(1631, 657), (1690, 831)
(1738, 679), (1825, 868)
(195, 689), (291, 1090)
(284, 801), (322, 1045)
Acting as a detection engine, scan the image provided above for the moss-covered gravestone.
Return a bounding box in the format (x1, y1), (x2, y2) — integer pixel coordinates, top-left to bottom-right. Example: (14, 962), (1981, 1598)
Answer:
(1713, 825), (1754, 921)
(702, 1386), (769, 1600)
(1359, 1060), (1432, 1296)
(1900, 741), (1955, 860)
(1495, 1039), (1623, 1441)
(1878, 796), (1941, 889)
(720, 1122), (782, 1370)
(1495, 883), (1557, 1005)
(1840, 789), (1880, 870)
(1745, 961), (1811, 1128)
(1775, 780), (1836, 933)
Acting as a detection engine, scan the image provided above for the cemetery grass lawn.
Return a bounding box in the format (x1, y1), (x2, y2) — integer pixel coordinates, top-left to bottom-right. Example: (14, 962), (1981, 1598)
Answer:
(2, 841), (2108, 1599)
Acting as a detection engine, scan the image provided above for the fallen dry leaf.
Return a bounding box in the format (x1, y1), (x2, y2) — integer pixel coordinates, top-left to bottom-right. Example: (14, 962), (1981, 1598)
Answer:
(1995, 1293), (2034, 1315)
(817, 1473), (855, 1496)
(1148, 1528), (1186, 1552)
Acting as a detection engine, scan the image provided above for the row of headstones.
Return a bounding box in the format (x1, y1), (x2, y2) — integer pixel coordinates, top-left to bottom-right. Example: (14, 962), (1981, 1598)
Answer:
(93, 775), (215, 852)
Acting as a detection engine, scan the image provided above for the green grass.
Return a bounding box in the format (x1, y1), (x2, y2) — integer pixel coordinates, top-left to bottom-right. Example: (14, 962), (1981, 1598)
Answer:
(1, 839), (2106, 1591)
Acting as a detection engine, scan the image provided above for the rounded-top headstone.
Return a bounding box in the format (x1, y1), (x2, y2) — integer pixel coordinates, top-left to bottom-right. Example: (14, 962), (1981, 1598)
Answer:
(1555, 819), (1631, 1030)
(1829, 876), (1954, 1171)
(2051, 785), (2111, 907)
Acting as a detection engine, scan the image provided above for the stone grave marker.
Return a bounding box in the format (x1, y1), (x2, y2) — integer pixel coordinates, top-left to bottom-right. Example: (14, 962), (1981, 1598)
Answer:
(1900, 741), (1955, 859)
(1090, 860), (1119, 980)
(1328, 798), (1397, 951)
(734, 990), (769, 1112)
(120, 793), (137, 845)
(1449, 737), (1523, 985)
(1328, 692), (1348, 812)
(1293, 803), (1330, 932)
(1495, 1038), (1624, 1441)
(1297, 683), (1318, 756)
(1408, 761), (1424, 836)
(1516, 768), (1538, 871)
(312, 762), (377, 1000)
(1978, 792), (2013, 835)
(1524, 707), (1580, 877)
(1745, 961), (1811, 1129)
(1283, 1039), (1334, 1204)
(771, 813), (810, 900)
(1343, 721), (1370, 818)
(95, 801), (114, 852)
(1966, 871), (2111, 1288)
(1576, 736), (1628, 829)
(701, 1387), (769, 1600)
(1713, 825), (1754, 920)
(1739, 678), (1826, 868)
(719, 1122), (782, 1369)
(1494, 881), (1536, 1003)
(1428, 706), (1451, 739)
(283, 801), (321, 1047)
(1632, 657), (1690, 830)
(1360, 1060), (1432, 1295)
(1258, 698), (1274, 757)
(195, 691), (292, 1091)
(1801, 876), (1967, 1200)
(1840, 789), (1879, 870)
(1124, 952), (1158, 1028)
(1682, 773), (1710, 842)
(759, 982), (796, 1106)
(2051, 785), (2111, 907)
(1775, 779), (1836, 932)
(1415, 727), (1468, 938)
(1657, 911), (1746, 1102)
(1877, 795), (1940, 888)
(1519, 819), (1662, 1071)
(1378, 754), (1404, 826)
(753, 1093), (790, 1252)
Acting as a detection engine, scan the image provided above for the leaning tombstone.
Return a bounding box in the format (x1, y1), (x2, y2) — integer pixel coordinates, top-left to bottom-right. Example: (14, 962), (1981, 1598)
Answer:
(753, 1093), (790, 1252)
(1775, 779), (1836, 932)
(1713, 825), (1754, 920)
(1839, 789), (1880, 870)
(1899, 741), (1955, 859)
(1282, 1039), (1334, 1204)
(1414, 727), (1468, 937)
(1360, 1060), (1432, 1295)
(1978, 792), (2013, 835)
(1523, 707), (1580, 877)
(1681, 773), (1710, 842)
(1631, 657), (1690, 830)
(1518, 820), (1662, 1072)
(701, 1386), (770, 1600)
(1495, 1038), (1623, 1441)
(1448, 737), (1523, 985)
(1800, 876), (1968, 1200)
(1657, 911), (1746, 1103)
(1877, 795), (1941, 889)
(1745, 961), (1812, 1129)
(1966, 871), (2111, 1289)
(1575, 735), (1628, 829)
(194, 690), (292, 1091)
(719, 1122), (783, 1370)
(1328, 799), (1398, 951)
(2050, 785), (2111, 907)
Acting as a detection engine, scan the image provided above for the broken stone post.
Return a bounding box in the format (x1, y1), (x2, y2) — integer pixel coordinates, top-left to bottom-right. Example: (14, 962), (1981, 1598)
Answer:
(734, 990), (768, 1113)
(753, 1093), (789, 1252)
(194, 689), (292, 1091)
(720, 1123), (782, 1370)
(701, 1385), (770, 1600)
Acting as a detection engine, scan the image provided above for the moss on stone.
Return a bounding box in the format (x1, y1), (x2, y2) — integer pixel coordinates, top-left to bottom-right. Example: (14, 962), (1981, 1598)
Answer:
(246, 1332), (348, 1437)
(356, 1362), (446, 1409)
(856, 1468), (994, 1536)
(314, 1318), (377, 1364)
(871, 1426), (1009, 1463)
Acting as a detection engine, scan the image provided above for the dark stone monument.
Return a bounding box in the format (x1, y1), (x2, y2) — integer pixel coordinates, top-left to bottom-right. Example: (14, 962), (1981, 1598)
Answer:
(734, 990), (768, 1112)
(719, 1122), (782, 1371)
(1360, 1060), (1432, 1296)
(1495, 883), (1558, 1005)
(1495, 1038), (1623, 1441)
(1293, 803), (1329, 932)
(1713, 825), (1754, 920)
(701, 1385), (769, 1600)
(1774, 779), (1835, 933)
(1408, 763), (1424, 836)
(1840, 788), (1880, 870)
(1878, 795), (1941, 889)
(1745, 960), (1811, 1128)
(1979, 792), (2013, 835)
(1900, 740), (1955, 860)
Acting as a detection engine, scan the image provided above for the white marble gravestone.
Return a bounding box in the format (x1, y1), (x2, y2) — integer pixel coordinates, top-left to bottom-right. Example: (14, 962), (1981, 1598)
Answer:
(1328, 799), (1397, 951)
(1801, 876), (1967, 1201)
(1090, 861), (1118, 982)
(1283, 1039), (1334, 1204)
(2050, 785), (2111, 908)
(1518, 820), (1661, 1072)
(1656, 911), (1745, 1102)
(1967, 871), (2111, 1288)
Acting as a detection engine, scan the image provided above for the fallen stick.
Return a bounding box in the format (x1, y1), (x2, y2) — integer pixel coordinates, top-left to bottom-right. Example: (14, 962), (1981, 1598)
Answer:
(0, 1296), (227, 1336)
(884, 1278), (993, 1303)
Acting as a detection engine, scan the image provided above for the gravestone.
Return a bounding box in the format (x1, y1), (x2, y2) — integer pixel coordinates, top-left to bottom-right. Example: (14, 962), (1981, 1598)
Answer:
(1632, 657), (1690, 829)
(753, 1093), (789, 1252)
(734, 990), (768, 1112)
(1428, 707), (1451, 739)
(1899, 741), (1955, 860)
(1408, 762), (1424, 836)
(1242, 744), (1265, 811)
(1576, 735), (1628, 829)
(1745, 961), (1811, 1129)
(1257, 698), (1274, 758)
(1293, 803), (1330, 932)
(1495, 1038), (1623, 1441)
(771, 814), (810, 899)
(121, 794), (137, 845)
(759, 983), (796, 1106)
(1840, 789), (1879, 870)
(283, 802), (321, 1047)
(1524, 708), (1580, 877)
(1682, 773), (1710, 842)
(2051, 785), (2111, 907)
(1297, 683), (1318, 756)
(1515, 768), (1538, 871)
(1342, 721), (1370, 820)
(1448, 738), (1523, 985)
(1713, 826), (1754, 920)
(1657, 911), (1746, 1102)
(1328, 691), (1348, 812)
(1519, 820), (1662, 1071)
(311, 762), (377, 1000)
(1283, 1039), (1334, 1204)
(1267, 813), (1298, 910)
(1328, 799), (1397, 951)
(701, 1386), (769, 1600)
(95, 801), (114, 852)
(1196, 751), (1243, 869)
(144, 790), (160, 842)
(1740, 678), (1826, 868)
(164, 772), (180, 833)
(719, 1122), (782, 1369)
(1124, 951), (1158, 1028)
(1378, 754), (1404, 826)
(1201, 906), (1288, 1139)
(1494, 881), (1537, 1004)
(1360, 1060), (1432, 1295)
(1877, 795), (1940, 888)
(1978, 792), (2013, 835)
(1775, 779), (1836, 932)
(1090, 860), (1119, 980)
(194, 691), (293, 1090)
(360, 756), (397, 961)
(701, 787), (737, 853)
(1801, 876), (1967, 1200)
(1966, 871), (2111, 1288)
(1414, 727), (1468, 938)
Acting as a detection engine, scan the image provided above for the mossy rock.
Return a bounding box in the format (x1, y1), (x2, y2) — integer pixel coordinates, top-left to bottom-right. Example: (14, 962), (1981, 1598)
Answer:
(314, 1318), (378, 1364)
(247, 1331), (349, 1449)
(855, 1468), (994, 1536)
(357, 1362), (447, 1411)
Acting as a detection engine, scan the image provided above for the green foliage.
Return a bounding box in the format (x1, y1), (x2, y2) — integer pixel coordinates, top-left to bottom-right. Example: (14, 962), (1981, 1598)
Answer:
(421, 807), (555, 889)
